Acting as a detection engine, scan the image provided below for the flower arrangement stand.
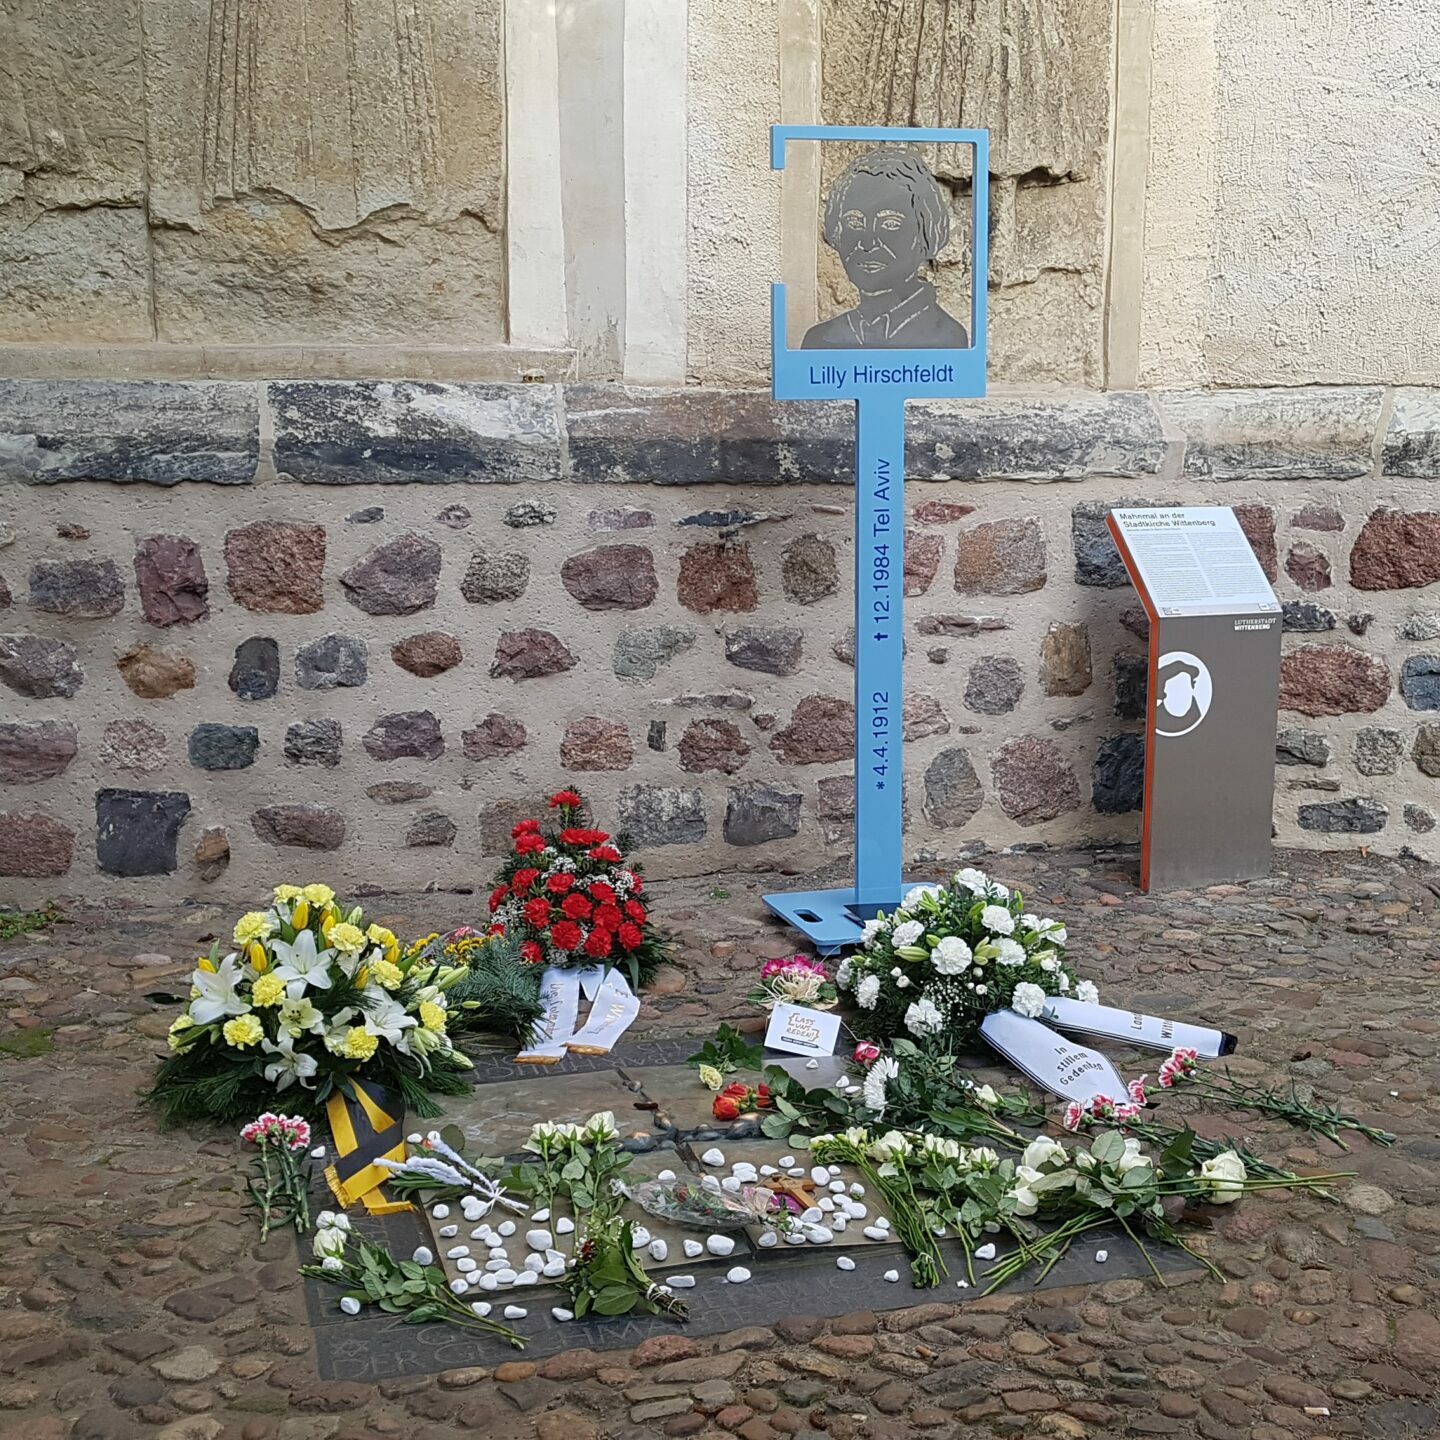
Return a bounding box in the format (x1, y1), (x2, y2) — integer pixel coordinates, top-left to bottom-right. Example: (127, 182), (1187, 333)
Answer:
(762, 123), (990, 953)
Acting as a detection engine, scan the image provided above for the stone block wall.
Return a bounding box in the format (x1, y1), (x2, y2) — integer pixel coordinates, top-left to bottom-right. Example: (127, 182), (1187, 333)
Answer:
(1, 380), (1439, 899)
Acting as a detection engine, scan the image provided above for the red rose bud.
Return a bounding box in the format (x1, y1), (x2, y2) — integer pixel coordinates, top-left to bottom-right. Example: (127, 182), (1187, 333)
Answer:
(852, 1042), (882, 1067)
(722, 1082), (749, 1099)
(712, 1095), (741, 1121)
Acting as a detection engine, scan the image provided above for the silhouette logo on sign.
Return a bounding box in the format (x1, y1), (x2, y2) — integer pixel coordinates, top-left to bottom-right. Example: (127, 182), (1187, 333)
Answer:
(1155, 652), (1212, 737)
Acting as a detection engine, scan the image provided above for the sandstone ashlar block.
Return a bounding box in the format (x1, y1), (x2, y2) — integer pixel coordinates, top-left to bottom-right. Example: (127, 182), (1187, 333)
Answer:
(678, 720), (750, 775)
(391, 632), (462, 678)
(1296, 798), (1388, 834)
(723, 626), (803, 677)
(614, 627), (696, 680)
(923, 748), (982, 829)
(1039, 622), (1092, 697)
(781, 535), (838, 605)
(0, 380), (259, 485)
(285, 719), (342, 769)
(460, 550), (530, 604)
(992, 736), (1081, 826)
(252, 805), (346, 851)
(296, 634), (368, 691)
(1381, 389), (1440, 477)
(678, 543), (759, 614)
(229, 638), (280, 700)
(117, 644), (196, 700)
(917, 615), (1009, 638)
(491, 630), (577, 680)
(270, 382), (563, 485)
(341, 533), (441, 615)
(195, 828), (230, 883)
(560, 717), (633, 771)
(363, 711), (444, 761)
(1349, 510), (1440, 591)
(561, 544), (659, 612)
(770, 696), (854, 765)
(617, 786), (706, 848)
(1092, 735), (1145, 814)
(0, 721), (79, 783)
(1399, 655), (1440, 711)
(1161, 387), (1384, 480)
(225, 522), (325, 614)
(903, 531), (943, 597)
(723, 785), (801, 847)
(0, 812), (76, 877)
(1232, 504), (1278, 582)
(462, 714), (527, 759)
(187, 724), (259, 771)
(964, 656), (1025, 716)
(954, 518), (1046, 596)
(1279, 647), (1390, 716)
(96, 789), (192, 877)
(1292, 504), (1345, 532)
(902, 695), (949, 742)
(29, 557), (125, 618)
(1354, 728), (1404, 777)
(134, 535), (209, 626)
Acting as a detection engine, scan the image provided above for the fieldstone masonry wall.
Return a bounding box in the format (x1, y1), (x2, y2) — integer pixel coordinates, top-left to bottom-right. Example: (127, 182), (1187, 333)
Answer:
(1, 379), (1439, 898)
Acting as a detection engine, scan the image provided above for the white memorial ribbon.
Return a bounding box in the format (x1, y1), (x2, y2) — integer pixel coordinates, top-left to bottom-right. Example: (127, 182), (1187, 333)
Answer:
(980, 1010), (1132, 1105)
(1041, 997), (1235, 1060)
(566, 967), (641, 1055)
(516, 967), (582, 1064)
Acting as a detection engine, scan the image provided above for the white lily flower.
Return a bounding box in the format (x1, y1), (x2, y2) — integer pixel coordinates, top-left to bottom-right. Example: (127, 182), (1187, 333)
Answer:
(365, 992), (419, 1047)
(271, 928), (337, 998)
(261, 1032), (319, 1090)
(189, 955), (250, 1025)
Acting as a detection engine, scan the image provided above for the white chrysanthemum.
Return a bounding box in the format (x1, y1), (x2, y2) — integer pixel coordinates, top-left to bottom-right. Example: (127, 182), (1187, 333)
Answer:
(1011, 982), (1046, 1018)
(993, 938), (1026, 967)
(860, 917), (887, 950)
(891, 920), (924, 948)
(953, 867), (989, 894)
(836, 956), (853, 988)
(903, 885), (942, 910)
(980, 905), (1014, 936)
(856, 974), (881, 1010)
(1075, 980), (1099, 1005)
(904, 996), (944, 1037)
(931, 936), (972, 975)
(861, 1056), (898, 1115)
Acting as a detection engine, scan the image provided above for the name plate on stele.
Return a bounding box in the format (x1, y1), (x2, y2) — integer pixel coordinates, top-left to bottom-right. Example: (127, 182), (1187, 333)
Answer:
(765, 1003), (841, 1059)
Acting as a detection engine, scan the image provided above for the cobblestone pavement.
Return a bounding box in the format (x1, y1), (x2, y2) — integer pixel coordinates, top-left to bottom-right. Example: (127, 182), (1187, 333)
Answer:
(2, 845), (1438, 1440)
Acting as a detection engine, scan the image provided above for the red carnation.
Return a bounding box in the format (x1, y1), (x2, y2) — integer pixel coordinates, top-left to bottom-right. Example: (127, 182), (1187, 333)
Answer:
(712, 1094), (741, 1122)
(630, 874), (644, 893)
(520, 941), (544, 964)
(515, 833), (546, 856)
(511, 818), (541, 838)
(584, 928), (613, 959)
(550, 921), (582, 951)
(488, 923), (507, 937)
(624, 899), (646, 923)
(588, 881), (617, 905)
(546, 873), (575, 894)
(548, 790), (583, 809)
(560, 827), (609, 848)
(512, 868), (541, 895)
(561, 893), (593, 921)
(594, 905), (624, 933)
(523, 898), (552, 928)
(617, 922), (643, 951)
(487, 884), (509, 914)
(588, 845), (622, 863)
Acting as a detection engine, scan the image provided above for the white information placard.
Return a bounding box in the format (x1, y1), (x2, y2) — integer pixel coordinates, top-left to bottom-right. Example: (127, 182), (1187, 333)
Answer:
(764, 1003), (842, 1059)
(1110, 508), (1280, 618)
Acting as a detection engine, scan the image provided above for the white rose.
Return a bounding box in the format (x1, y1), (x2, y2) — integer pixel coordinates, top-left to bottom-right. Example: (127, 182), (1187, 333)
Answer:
(931, 936), (972, 975)
(1116, 1138), (1149, 1175)
(1022, 1137), (1067, 1171)
(965, 1146), (999, 1171)
(921, 1134), (961, 1161)
(856, 975), (881, 1010)
(903, 996), (944, 1038)
(1075, 980), (1099, 1005)
(1011, 982), (1046, 1018)
(583, 1110), (618, 1142)
(971, 1084), (999, 1109)
(1008, 1183), (1039, 1217)
(313, 1225), (347, 1261)
(891, 920), (924, 948)
(867, 1130), (911, 1163)
(980, 905), (1014, 936)
(1198, 1150), (1247, 1204)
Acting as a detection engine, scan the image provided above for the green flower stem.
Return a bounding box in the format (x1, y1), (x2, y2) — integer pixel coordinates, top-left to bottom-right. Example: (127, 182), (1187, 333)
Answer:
(1175, 1074), (1396, 1150)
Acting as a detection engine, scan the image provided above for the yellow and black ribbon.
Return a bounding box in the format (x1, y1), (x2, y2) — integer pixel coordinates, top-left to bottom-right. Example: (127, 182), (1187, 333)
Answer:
(323, 1079), (411, 1215)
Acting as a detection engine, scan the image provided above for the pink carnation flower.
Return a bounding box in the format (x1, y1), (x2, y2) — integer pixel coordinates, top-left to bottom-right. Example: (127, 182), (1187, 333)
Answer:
(852, 1042), (882, 1067)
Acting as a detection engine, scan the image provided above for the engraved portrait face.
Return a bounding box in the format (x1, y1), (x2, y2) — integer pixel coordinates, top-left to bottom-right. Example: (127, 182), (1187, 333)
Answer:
(833, 170), (928, 296)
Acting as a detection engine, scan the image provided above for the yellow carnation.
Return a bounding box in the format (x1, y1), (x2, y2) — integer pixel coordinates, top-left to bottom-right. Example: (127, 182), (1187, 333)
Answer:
(273, 885), (304, 902)
(233, 911), (274, 946)
(303, 883), (336, 907)
(366, 924), (396, 948)
(340, 1027), (379, 1061)
(419, 1000), (447, 1033)
(252, 974), (286, 1008)
(223, 1014), (264, 1049)
(369, 959), (403, 990)
(167, 1015), (196, 1052)
(329, 922), (366, 953)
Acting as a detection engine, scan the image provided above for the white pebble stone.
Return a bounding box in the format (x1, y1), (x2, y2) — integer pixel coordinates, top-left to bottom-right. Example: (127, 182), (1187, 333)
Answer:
(311, 1146), (327, 1160)
(542, 1259), (567, 1278)
(787, 1167), (806, 1178)
(555, 1217), (575, 1234)
(810, 1166), (830, 1187)
(759, 1165), (778, 1177)
(974, 1242), (996, 1261)
(449, 1279), (469, 1295)
(805, 1228), (833, 1245)
(456, 1258), (477, 1274)
(800, 1207), (824, 1225)
(631, 1225), (651, 1248)
(497, 1220), (516, 1237)
(831, 1215), (848, 1232)
(488, 1247), (509, 1261)
(545, 1249), (565, 1263)
(726, 1266), (751, 1284)
(513, 1271), (538, 1287)
(503, 1305), (527, 1320)
(757, 1230), (779, 1248)
(525, 1229), (553, 1251)
(523, 1255), (544, 1274)
(669, 1275), (696, 1289)
(731, 1168), (758, 1183)
(836, 1256), (856, 1271)
(461, 1201), (483, 1220)
(701, 1175), (722, 1193)
(701, 1148), (726, 1167)
(956, 1280), (969, 1289)
(818, 1197), (835, 1212)
(412, 1246), (434, 1266)
(863, 1226), (889, 1242)
(493, 1268), (517, 1285)
(408, 1133), (424, 1145)
(551, 1307), (574, 1322)
(340, 1296), (361, 1315)
(720, 1177), (742, 1193)
(778, 1156), (794, 1168)
(828, 1180), (847, 1194)
(805, 1058), (820, 1069)
(477, 1273), (499, 1291)
(705, 1234), (735, 1257)
(848, 1183), (865, 1197)
(1095, 1249), (1109, 1263)
(431, 1204), (450, 1220)
(785, 1232), (807, 1246)
(875, 1217), (891, 1231)
(683, 1239), (704, 1258)
(472, 1229), (494, 1243)
(437, 1224), (458, 1239)
(649, 1239), (668, 1262)
(827, 1165), (841, 1177)
(849, 1204), (868, 1220)
(471, 1301), (492, 1318)
(883, 1269), (900, 1283)
(657, 1168), (677, 1182)
(531, 1208), (550, 1222)
(446, 1245), (470, 1260)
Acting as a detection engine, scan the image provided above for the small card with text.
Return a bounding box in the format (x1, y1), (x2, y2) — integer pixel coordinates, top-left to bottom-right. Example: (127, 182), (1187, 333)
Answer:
(765, 1002), (841, 1058)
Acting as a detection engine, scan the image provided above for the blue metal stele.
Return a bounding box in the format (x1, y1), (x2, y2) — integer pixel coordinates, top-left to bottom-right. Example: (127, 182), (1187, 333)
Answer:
(764, 123), (990, 953)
